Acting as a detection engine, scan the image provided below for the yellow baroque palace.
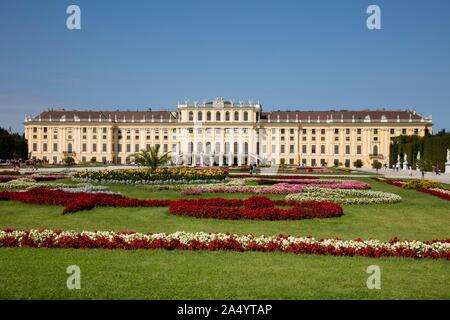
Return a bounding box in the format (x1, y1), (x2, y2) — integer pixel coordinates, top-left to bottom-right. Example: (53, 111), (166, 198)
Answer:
(24, 97), (432, 168)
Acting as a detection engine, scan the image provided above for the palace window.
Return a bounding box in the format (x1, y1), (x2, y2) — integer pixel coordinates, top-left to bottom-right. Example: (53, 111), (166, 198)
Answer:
(281, 145), (285, 153)
(197, 111), (203, 121)
(302, 145), (307, 154)
(53, 143), (58, 152)
(43, 143), (47, 152)
(290, 145), (295, 153)
(234, 111), (239, 121)
(390, 128), (395, 135)
(414, 128), (419, 135)
(216, 111), (221, 121)
(189, 112), (193, 121)
(225, 112), (230, 121)
(311, 145), (316, 154)
(244, 111), (248, 121)
(82, 143), (87, 152)
(334, 145), (339, 154)
(207, 111), (211, 121)
(346, 128), (350, 135)
(346, 145), (350, 155)
(321, 145), (325, 154)
(357, 145), (362, 155)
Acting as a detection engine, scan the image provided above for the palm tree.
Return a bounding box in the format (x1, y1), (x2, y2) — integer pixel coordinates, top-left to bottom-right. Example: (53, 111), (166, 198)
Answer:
(133, 145), (171, 172)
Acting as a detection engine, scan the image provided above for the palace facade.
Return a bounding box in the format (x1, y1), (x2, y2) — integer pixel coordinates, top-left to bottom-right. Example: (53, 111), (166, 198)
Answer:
(24, 97), (433, 168)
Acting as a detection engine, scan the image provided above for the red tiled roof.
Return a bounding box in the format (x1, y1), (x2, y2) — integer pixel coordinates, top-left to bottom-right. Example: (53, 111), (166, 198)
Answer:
(261, 110), (423, 121)
(34, 110), (175, 121)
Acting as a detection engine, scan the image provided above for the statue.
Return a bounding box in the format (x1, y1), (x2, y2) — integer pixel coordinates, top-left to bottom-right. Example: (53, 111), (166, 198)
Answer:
(447, 149), (450, 163)
(416, 151), (421, 161)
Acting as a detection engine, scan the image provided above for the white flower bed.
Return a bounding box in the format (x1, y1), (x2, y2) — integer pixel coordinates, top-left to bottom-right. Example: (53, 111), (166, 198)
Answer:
(286, 187), (402, 205)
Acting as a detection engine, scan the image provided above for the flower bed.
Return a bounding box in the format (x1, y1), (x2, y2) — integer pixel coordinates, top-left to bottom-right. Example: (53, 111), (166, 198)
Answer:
(1, 228), (449, 260)
(0, 178), (94, 190)
(0, 174), (66, 182)
(371, 176), (404, 187)
(229, 174), (320, 179)
(418, 188), (450, 201)
(181, 183), (304, 195)
(256, 179), (371, 189)
(182, 179), (370, 195)
(285, 188), (402, 205)
(72, 167), (227, 183)
(0, 188), (171, 214)
(169, 196), (343, 220)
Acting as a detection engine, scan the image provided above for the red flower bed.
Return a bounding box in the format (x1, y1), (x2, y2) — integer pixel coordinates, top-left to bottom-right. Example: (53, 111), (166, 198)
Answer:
(0, 188), (171, 214)
(418, 188), (450, 201)
(229, 174), (319, 179)
(169, 196), (343, 220)
(2, 229), (449, 260)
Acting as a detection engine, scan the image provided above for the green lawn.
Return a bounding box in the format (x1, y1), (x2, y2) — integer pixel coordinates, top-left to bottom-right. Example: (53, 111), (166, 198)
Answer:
(0, 177), (449, 299)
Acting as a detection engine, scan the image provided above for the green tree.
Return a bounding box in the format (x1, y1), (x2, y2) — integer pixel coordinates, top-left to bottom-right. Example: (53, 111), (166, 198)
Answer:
(372, 160), (382, 174)
(416, 159), (432, 180)
(353, 159), (363, 168)
(133, 145), (171, 172)
(63, 156), (75, 166)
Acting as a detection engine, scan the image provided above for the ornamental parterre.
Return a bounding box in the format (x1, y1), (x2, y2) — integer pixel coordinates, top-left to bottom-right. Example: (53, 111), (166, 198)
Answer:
(1, 228), (449, 260)
(169, 196), (343, 220)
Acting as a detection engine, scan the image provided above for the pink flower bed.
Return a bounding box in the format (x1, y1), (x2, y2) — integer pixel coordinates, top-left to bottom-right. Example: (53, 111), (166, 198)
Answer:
(182, 183), (304, 195)
(257, 179), (370, 189)
(0, 175), (67, 182)
(182, 180), (370, 195)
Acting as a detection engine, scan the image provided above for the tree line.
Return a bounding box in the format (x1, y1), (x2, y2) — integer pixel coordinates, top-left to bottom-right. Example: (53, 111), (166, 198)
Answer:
(389, 130), (450, 171)
(0, 127), (28, 160)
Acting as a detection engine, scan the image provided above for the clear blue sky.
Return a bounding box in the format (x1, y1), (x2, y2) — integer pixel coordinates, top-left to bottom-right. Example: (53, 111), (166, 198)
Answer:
(1, 0), (449, 133)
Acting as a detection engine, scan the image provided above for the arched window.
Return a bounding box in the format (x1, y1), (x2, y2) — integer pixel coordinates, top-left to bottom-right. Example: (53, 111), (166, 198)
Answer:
(197, 111), (203, 121)
(206, 142), (211, 154)
(244, 142), (248, 154)
(234, 111), (239, 121)
(188, 111), (193, 121)
(234, 142), (239, 154)
(243, 111), (248, 121)
(188, 142), (193, 153)
(215, 142), (221, 153)
(216, 111), (221, 121)
(225, 142), (230, 154)
(373, 145), (378, 155)
(197, 142), (203, 153)
(225, 111), (230, 121)
(206, 111), (211, 121)
(67, 143), (72, 153)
